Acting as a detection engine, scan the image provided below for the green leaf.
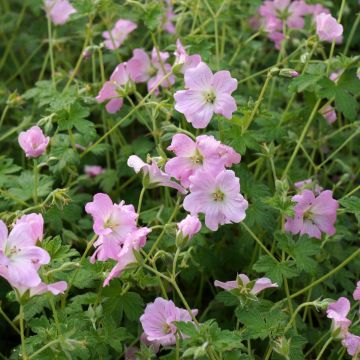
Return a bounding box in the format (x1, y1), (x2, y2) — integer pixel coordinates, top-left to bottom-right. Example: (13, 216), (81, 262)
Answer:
(335, 90), (358, 120)
(340, 196), (360, 223)
(253, 255), (299, 286)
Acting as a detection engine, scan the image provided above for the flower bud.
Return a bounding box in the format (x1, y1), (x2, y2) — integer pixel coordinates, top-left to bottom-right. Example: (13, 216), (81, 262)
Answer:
(279, 68), (299, 78)
(176, 215), (201, 247)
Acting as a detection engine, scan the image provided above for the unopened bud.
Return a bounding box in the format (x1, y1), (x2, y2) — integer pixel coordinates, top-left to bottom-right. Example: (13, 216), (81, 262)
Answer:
(279, 68), (299, 78)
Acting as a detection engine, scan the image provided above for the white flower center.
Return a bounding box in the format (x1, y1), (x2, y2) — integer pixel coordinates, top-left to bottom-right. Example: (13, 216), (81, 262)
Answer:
(212, 189), (225, 202)
(203, 91), (216, 104)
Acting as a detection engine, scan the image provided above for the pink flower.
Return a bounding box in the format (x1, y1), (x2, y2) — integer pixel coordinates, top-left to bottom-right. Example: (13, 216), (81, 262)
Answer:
(15, 213), (44, 243)
(176, 215), (201, 241)
(127, 48), (175, 95)
(320, 105), (337, 125)
(96, 63), (130, 114)
(44, 0), (76, 25)
(127, 155), (186, 193)
(353, 281), (360, 300)
(0, 220), (50, 290)
(330, 70), (342, 83)
(85, 193), (138, 262)
(163, 0), (176, 34)
(174, 62), (237, 128)
(183, 169), (248, 231)
(140, 297), (198, 346)
(174, 39), (201, 73)
(103, 227), (151, 286)
(18, 280), (68, 297)
(165, 134), (240, 188)
(84, 165), (104, 177)
(342, 333), (360, 357)
(18, 126), (50, 158)
(326, 297), (351, 336)
(102, 19), (137, 50)
(214, 274), (278, 295)
(315, 13), (343, 43)
(285, 189), (339, 239)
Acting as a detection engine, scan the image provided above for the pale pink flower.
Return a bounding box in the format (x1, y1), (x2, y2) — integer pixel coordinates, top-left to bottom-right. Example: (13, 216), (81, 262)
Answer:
(174, 62), (237, 128)
(214, 274), (278, 295)
(315, 13), (343, 43)
(320, 104), (337, 125)
(176, 215), (201, 241)
(18, 126), (50, 158)
(103, 19), (137, 50)
(103, 227), (151, 286)
(330, 70), (342, 83)
(140, 297), (198, 346)
(163, 0), (176, 34)
(15, 213), (44, 243)
(85, 193), (138, 262)
(44, 0), (76, 25)
(18, 280), (68, 297)
(127, 48), (175, 95)
(326, 297), (351, 336)
(183, 169), (248, 231)
(353, 281), (360, 300)
(165, 134), (238, 188)
(84, 165), (104, 177)
(96, 62), (130, 114)
(127, 155), (186, 193)
(285, 189), (339, 239)
(0, 220), (50, 290)
(174, 39), (201, 73)
(342, 333), (360, 357)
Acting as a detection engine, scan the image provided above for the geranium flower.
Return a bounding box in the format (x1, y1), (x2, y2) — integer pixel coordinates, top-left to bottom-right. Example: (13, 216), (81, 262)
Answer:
(174, 62), (237, 128)
(183, 169), (248, 231)
(165, 134), (240, 188)
(285, 189), (339, 239)
(15, 213), (44, 243)
(18, 126), (50, 158)
(315, 13), (343, 43)
(127, 48), (175, 94)
(85, 193), (138, 262)
(326, 297), (351, 336)
(103, 19), (137, 50)
(176, 215), (201, 242)
(214, 274), (278, 295)
(44, 0), (77, 25)
(174, 39), (201, 73)
(0, 220), (50, 290)
(140, 297), (198, 346)
(84, 165), (104, 177)
(319, 105), (337, 124)
(342, 333), (360, 357)
(127, 155), (186, 193)
(96, 62), (130, 114)
(163, 0), (175, 34)
(103, 227), (150, 286)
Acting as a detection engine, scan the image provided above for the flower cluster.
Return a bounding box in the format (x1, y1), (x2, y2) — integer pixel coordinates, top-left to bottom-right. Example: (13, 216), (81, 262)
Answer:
(0, 214), (67, 297)
(256, 1), (343, 48)
(326, 284), (360, 357)
(85, 193), (151, 285)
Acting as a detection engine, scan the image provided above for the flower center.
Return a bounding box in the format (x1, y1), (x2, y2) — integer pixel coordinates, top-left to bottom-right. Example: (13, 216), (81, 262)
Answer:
(204, 91), (216, 104)
(148, 66), (157, 77)
(190, 149), (204, 165)
(212, 189), (225, 202)
(162, 322), (174, 335)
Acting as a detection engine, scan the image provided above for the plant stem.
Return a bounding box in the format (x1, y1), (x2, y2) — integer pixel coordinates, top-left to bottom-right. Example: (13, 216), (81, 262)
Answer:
(33, 159), (38, 205)
(19, 303), (28, 360)
(0, 304), (20, 335)
(47, 15), (55, 87)
(315, 336), (333, 360)
(28, 340), (60, 359)
(241, 222), (277, 261)
(136, 187), (146, 225)
(282, 99), (321, 179)
(287, 247), (360, 300)
(243, 71), (273, 132)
